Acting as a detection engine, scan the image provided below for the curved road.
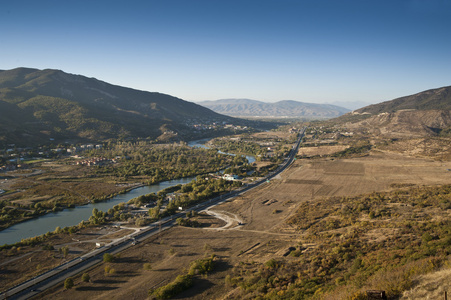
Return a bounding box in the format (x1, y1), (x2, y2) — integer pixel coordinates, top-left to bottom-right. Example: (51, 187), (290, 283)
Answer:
(1, 127), (305, 300)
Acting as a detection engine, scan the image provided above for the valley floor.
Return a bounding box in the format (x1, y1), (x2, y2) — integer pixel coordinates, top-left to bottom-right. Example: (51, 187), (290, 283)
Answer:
(36, 150), (451, 299)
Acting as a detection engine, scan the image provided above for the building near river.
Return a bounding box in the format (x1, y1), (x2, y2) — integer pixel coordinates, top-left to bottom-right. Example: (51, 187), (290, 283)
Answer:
(223, 174), (240, 181)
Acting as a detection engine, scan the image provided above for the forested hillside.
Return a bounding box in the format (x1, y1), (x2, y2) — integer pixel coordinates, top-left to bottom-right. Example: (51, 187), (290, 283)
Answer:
(0, 68), (258, 146)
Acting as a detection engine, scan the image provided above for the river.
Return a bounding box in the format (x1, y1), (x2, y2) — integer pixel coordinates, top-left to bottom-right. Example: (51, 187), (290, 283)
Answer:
(0, 177), (196, 245)
(0, 139), (256, 245)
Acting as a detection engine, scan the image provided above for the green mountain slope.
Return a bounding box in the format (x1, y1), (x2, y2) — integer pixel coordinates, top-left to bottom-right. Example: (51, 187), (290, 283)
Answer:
(0, 68), (243, 146)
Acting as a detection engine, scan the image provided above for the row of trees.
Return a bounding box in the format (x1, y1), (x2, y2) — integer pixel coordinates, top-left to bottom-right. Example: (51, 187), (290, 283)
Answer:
(210, 139), (266, 156)
(91, 143), (234, 183)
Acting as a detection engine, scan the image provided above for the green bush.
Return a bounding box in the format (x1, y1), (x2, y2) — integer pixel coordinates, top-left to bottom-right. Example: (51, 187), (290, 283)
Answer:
(188, 255), (215, 275)
(103, 253), (115, 262)
(149, 274), (193, 299)
(64, 277), (74, 289)
(81, 273), (90, 282)
(265, 258), (279, 269)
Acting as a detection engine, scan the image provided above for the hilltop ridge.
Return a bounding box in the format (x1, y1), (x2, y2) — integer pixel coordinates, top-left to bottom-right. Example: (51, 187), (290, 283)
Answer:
(333, 85), (451, 138)
(0, 68), (260, 146)
(354, 85), (451, 114)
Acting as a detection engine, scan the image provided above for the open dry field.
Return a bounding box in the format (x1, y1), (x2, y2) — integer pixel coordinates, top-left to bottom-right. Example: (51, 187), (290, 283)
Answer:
(0, 226), (136, 291)
(251, 130), (294, 140)
(297, 145), (349, 157)
(35, 149), (451, 299)
(378, 137), (451, 161)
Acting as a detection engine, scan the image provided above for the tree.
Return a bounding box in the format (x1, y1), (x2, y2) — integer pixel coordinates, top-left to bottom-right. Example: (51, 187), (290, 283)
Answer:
(81, 273), (90, 282)
(61, 246), (69, 258)
(64, 277), (74, 289)
(149, 206), (160, 219)
(103, 253), (115, 262)
(89, 207), (106, 225)
(135, 217), (148, 226)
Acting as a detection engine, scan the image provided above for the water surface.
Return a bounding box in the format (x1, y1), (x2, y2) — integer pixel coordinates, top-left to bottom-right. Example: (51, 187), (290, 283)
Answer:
(0, 177), (195, 245)
(0, 139), (255, 245)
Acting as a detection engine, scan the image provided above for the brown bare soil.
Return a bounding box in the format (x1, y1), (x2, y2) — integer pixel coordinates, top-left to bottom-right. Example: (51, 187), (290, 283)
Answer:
(297, 145), (349, 157)
(33, 150), (451, 299)
(1, 163), (126, 208)
(346, 110), (451, 138)
(0, 226), (131, 292)
(401, 268), (451, 299)
(251, 131), (293, 140)
(252, 160), (274, 171)
(378, 137), (451, 161)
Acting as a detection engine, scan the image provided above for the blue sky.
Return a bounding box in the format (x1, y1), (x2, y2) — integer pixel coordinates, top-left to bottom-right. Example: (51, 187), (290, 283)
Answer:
(2, 0), (451, 105)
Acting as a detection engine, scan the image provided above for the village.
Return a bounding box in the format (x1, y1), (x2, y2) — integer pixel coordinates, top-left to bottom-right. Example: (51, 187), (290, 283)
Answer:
(0, 143), (106, 172)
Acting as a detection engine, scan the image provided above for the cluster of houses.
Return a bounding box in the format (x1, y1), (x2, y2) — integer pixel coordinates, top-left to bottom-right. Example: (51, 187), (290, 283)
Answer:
(191, 121), (248, 131)
(50, 144), (104, 155)
(305, 126), (355, 143)
(1, 143), (106, 168)
(0, 164), (19, 172)
(206, 173), (241, 181)
(67, 144), (103, 154)
(288, 127), (298, 134)
(222, 173), (240, 181)
(75, 157), (112, 167)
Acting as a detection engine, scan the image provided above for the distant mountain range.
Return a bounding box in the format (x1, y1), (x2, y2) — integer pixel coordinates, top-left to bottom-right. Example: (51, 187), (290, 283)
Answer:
(2, 67), (449, 147)
(326, 100), (371, 110)
(197, 99), (350, 119)
(0, 68), (256, 146)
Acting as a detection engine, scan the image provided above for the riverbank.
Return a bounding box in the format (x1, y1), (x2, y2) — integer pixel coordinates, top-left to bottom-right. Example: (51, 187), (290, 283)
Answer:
(0, 176), (198, 246)
(0, 140), (244, 243)
(0, 182), (144, 233)
(0, 130), (304, 298)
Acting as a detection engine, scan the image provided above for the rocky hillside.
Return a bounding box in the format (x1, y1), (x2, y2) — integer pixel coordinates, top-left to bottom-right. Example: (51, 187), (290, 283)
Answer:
(0, 68), (252, 146)
(340, 85), (451, 137)
(198, 99), (349, 119)
(348, 109), (451, 138)
(354, 85), (451, 114)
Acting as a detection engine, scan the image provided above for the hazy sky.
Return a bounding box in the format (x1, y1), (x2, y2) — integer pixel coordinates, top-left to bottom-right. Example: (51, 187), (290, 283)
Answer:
(2, 0), (451, 105)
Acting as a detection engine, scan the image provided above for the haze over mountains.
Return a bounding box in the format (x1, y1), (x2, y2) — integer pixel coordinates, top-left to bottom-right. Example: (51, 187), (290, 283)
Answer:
(0, 68), (255, 146)
(326, 100), (371, 110)
(198, 99), (350, 119)
(1, 67), (450, 147)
